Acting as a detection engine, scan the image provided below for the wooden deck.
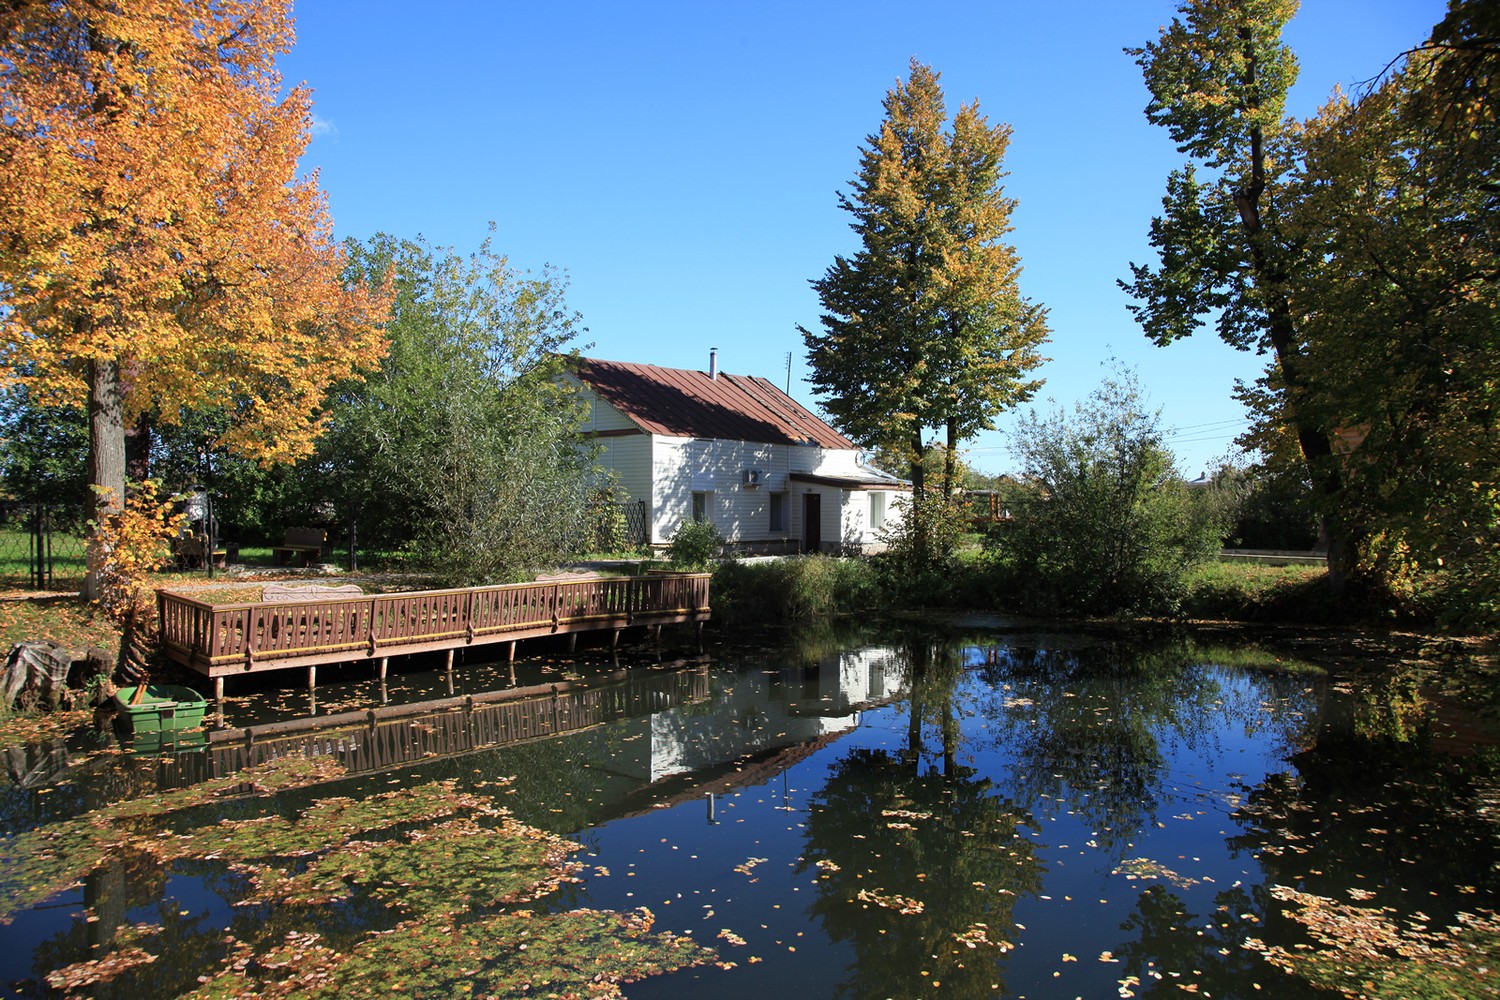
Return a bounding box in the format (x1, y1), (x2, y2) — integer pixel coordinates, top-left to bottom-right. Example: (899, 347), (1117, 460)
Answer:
(157, 573), (711, 693)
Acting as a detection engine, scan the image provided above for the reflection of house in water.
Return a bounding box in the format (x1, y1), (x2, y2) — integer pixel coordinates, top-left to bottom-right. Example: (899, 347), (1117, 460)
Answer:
(50, 649), (911, 829)
(608, 646), (906, 786)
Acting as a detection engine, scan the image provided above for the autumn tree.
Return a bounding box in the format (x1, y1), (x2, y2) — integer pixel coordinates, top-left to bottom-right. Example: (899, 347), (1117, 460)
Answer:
(0, 0), (388, 596)
(1128, 0), (1500, 619)
(801, 60), (1048, 503)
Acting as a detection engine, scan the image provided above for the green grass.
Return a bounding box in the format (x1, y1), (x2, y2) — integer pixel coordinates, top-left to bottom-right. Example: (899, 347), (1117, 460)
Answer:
(713, 556), (884, 626)
(0, 528), (88, 589)
(1181, 561), (1340, 622)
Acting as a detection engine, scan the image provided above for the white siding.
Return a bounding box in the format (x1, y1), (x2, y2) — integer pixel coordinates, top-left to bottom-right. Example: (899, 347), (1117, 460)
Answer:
(638, 435), (910, 551)
(568, 370), (908, 552)
(574, 381), (638, 433)
(595, 434), (652, 503)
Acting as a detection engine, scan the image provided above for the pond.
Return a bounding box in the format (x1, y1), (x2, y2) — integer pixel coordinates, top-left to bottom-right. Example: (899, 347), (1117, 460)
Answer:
(1, 624), (1496, 998)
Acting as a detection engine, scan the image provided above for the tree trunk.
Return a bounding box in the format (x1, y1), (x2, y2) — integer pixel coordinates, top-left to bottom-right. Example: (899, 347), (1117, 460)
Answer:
(1234, 35), (1351, 597)
(84, 359), (126, 601)
(909, 429), (928, 564)
(943, 418), (958, 497)
(125, 410), (152, 482)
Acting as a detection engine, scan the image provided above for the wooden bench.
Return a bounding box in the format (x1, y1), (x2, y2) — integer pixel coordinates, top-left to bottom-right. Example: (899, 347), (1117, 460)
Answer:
(172, 532), (227, 570)
(273, 527), (327, 566)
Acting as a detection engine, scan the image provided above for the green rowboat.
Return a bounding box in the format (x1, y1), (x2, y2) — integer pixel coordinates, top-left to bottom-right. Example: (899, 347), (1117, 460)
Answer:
(113, 684), (208, 734)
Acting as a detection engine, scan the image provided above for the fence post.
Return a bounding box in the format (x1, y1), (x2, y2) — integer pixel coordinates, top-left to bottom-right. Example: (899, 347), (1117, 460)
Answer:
(29, 504), (42, 591)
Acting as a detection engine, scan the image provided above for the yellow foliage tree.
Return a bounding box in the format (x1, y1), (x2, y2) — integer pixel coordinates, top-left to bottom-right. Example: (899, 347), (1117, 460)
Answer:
(87, 480), (186, 689)
(0, 0), (389, 596)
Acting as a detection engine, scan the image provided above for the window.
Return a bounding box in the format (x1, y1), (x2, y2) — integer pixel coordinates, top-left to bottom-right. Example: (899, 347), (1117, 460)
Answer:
(692, 491), (710, 522)
(769, 492), (786, 532)
(869, 491), (887, 530)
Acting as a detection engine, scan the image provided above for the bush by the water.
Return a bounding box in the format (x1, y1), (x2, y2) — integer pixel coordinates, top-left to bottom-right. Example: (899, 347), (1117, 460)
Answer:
(712, 556), (883, 626)
(986, 371), (1235, 616)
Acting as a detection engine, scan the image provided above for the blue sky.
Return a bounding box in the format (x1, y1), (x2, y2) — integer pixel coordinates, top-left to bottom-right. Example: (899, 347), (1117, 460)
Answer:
(281, 0), (1443, 476)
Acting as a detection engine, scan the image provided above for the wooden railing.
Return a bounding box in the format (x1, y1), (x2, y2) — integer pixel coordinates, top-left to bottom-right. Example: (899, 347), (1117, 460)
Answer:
(158, 573), (711, 676)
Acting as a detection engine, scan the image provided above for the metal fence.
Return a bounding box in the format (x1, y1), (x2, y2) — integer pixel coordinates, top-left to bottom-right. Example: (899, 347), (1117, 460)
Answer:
(590, 499), (648, 552)
(0, 502), (89, 591)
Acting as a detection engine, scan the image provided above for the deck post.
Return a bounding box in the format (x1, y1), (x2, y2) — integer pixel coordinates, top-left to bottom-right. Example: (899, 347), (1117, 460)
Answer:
(507, 640), (516, 663)
(567, 633), (578, 654)
(214, 676), (224, 703)
(308, 665), (316, 691)
(377, 657), (388, 681)
(611, 628), (621, 650)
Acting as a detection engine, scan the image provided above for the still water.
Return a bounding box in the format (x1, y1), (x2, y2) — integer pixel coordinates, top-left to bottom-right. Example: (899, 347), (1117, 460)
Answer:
(2, 625), (1496, 998)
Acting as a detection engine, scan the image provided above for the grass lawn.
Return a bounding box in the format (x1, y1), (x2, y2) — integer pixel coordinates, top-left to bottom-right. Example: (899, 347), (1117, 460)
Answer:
(0, 527), (88, 590)
(1183, 560), (1334, 620)
(0, 594), (118, 656)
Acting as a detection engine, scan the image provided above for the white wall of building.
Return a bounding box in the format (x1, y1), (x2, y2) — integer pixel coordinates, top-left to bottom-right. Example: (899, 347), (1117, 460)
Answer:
(575, 380), (905, 552)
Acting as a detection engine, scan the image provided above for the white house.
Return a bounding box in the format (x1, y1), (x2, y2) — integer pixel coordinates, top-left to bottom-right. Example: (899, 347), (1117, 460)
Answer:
(568, 354), (908, 553)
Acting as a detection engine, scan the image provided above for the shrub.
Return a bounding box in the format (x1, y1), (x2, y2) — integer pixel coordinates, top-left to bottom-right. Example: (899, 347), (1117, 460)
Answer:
(989, 369), (1233, 616)
(667, 519), (724, 571)
(712, 556), (883, 625)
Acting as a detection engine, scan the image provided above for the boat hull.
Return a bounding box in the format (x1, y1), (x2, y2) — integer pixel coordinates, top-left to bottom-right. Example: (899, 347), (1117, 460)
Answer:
(113, 684), (208, 734)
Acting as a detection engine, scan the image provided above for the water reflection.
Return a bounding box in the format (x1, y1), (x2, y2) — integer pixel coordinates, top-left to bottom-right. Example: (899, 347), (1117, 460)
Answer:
(967, 639), (1320, 854)
(802, 666), (1043, 996)
(1, 627), (1494, 1000)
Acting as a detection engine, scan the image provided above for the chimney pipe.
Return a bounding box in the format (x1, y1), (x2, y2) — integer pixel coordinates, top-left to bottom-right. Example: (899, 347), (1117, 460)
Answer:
(709, 347), (718, 380)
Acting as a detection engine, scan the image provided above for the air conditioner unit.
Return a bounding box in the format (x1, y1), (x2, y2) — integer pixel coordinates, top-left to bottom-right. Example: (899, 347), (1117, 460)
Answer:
(742, 469), (764, 487)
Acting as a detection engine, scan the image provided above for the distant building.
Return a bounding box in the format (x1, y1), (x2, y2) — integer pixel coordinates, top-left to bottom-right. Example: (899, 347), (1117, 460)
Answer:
(567, 354), (907, 553)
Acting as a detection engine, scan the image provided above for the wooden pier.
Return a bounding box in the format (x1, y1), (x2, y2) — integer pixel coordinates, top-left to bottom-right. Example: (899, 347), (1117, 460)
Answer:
(157, 573), (711, 698)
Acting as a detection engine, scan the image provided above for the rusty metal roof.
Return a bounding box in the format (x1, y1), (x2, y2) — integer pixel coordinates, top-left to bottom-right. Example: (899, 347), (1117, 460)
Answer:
(573, 357), (854, 449)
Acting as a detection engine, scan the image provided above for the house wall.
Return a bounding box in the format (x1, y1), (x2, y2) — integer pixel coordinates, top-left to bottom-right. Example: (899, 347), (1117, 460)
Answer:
(573, 376), (905, 553)
(651, 436), (904, 552)
(651, 436), (789, 547)
(576, 381), (653, 502)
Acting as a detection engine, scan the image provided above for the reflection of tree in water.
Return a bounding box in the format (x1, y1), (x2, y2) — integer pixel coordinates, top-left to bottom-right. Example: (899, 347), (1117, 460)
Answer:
(969, 638), (1318, 854)
(799, 640), (1043, 999)
(1111, 883), (1324, 999)
(1231, 670), (1500, 931)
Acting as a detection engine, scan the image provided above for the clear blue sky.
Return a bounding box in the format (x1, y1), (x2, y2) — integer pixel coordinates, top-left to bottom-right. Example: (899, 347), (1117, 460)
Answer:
(281, 0), (1443, 477)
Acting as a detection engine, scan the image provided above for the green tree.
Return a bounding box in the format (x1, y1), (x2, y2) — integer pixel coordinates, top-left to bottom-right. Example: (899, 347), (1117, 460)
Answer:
(313, 233), (594, 583)
(1283, 2), (1500, 621)
(0, 383), (88, 509)
(992, 369), (1232, 614)
(1120, 0), (1356, 586)
(801, 59), (1047, 504)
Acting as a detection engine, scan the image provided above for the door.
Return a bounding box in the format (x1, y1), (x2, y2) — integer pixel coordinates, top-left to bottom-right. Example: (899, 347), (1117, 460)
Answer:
(802, 493), (822, 553)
